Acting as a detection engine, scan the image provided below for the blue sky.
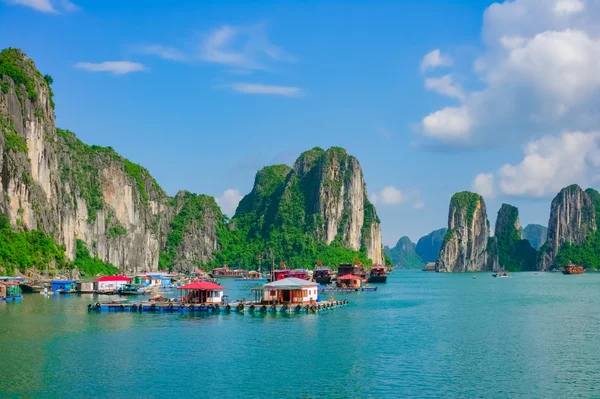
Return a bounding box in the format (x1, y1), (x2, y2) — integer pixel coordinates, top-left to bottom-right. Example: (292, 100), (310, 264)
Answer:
(2, 0), (599, 246)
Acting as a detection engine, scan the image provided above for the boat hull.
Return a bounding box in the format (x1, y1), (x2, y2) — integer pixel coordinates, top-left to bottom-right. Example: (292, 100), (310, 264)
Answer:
(314, 276), (332, 285)
(368, 275), (387, 284)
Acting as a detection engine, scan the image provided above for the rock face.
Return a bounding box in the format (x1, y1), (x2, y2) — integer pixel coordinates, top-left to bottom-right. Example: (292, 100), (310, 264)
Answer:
(415, 227), (447, 263)
(538, 184), (596, 271)
(384, 236), (423, 269)
(0, 48), (221, 273)
(232, 147), (384, 265)
(489, 204), (536, 272)
(521, 224), (547, 250)
(436, 192), (489, 272)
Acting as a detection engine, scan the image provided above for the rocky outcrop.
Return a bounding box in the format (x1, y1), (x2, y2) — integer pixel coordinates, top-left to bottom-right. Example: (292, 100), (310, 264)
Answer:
(232, 147), (385, 265)
(521, 224), (547, 250)
(538, 184), (596, 270)
(415, 227), (447, 263)
(384, 236), (423, 269)
(489, 204), (536, 272)
(0, 48), (219, 273)
(436, 191), (489, 272)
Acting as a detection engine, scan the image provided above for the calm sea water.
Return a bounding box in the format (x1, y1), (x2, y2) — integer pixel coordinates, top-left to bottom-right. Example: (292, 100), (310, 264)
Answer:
(1, 271), (599, 399)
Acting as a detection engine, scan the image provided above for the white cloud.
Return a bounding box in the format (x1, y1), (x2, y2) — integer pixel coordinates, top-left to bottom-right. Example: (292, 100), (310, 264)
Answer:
(413, 200), (425, 210)
(74, 61), (147, 75)
(370, 186), (404, 206)
(422, 106), (472, 140)
(476, 131), (600, 198)
(7, 0), (78, 13)
(554, 0), (584, 15)
(377, 127), (392, 138)
(216, 189), (243, 216)
(200, 24), (294, 70)
(472, 173), (495, 198)
(420, 49), (453, 72)
(138, 45), (187, 61)
(229, 83), (303, 97)
(420, 0), (600, 145)
(425, 74), (465, 101)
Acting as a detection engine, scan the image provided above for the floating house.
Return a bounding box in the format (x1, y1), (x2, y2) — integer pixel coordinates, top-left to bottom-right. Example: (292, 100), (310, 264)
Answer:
(78, 282), (95, 293)
(337, 264), (367, 280)
(0, 281), (22, 301)
(51, 280), (77, 293)
(94, 276), (132, 292)
(257, 277), (318, 304)
(337, 274), (362, 288)
(178, 281), (225, 304)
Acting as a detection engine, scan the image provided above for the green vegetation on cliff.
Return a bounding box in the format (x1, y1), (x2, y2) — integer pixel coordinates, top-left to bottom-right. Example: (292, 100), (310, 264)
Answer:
(73, 239), (119, 275)
(384, 236), (423, 269)
(0, 213), (67, 275)
(450, 191), (482, 223)
(0, 48), (38, 102)
(1, 117), (28, 153)
(493, 204), (536, 271)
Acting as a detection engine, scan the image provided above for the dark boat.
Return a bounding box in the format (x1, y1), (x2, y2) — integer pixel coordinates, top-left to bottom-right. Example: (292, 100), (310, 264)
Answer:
(209, 266), (247, 279)
(562, 263), (584, 275)
(367, 266), (387, 283)
(313, 268), (332, 285)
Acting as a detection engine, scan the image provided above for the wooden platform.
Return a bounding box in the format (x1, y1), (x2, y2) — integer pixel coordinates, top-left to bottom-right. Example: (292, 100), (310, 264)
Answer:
(318, 287), (378, 293)
(88, 299), (349, 313)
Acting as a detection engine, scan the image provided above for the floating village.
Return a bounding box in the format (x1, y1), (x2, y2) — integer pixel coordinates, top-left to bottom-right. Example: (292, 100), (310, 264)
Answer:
(0, 263), (392, 315)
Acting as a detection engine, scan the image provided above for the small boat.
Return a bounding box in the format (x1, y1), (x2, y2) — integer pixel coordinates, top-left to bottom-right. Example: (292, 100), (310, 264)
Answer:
(472, 275), (477, 279)
(562, 263), (584, 275)
(209, 266), (247, 279)
(492, 272), (511, 278)
(367, 266), (387, 283)
(313, 268), (332, 285)
(118, 284), (147, 295)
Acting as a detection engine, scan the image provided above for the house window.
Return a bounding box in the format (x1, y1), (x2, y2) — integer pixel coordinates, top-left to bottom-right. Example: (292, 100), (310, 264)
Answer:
(270, 290), (276, 296)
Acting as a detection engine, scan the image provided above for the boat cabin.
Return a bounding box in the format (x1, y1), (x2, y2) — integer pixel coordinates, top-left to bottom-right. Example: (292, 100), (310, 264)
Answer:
(178, 281), (225, 304)
(257, 277), (318, 304)
(313, 268), (332, 284)
(0, 281), (22, 301)
(562, 264), (584, 274)
(422, 263), (436, 271)
(94, 276), (132, 292)
(51, 280), (77, 292)
(337, 264), (366, 279)
(337, 274), (362, 288)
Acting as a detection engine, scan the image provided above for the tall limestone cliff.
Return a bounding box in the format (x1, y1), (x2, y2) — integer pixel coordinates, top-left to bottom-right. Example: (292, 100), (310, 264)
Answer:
(0, 48), (221, 273)
(538, 184), (597, 270)
(488, 204), (536, 272)
(436, 191), (489, 272)
(226, 147), (385, 267)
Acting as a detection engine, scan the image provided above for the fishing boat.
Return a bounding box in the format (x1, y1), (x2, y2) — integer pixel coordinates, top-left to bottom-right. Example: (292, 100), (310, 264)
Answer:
(337, 263), (367, 280)
(269, 269), (309, 282)
(234, 271), (265, 281)
(492, 272), (511, 278)
(313, 267), (332, 285)
(367, 266), (387, 283)
(562, 263), (584, 275)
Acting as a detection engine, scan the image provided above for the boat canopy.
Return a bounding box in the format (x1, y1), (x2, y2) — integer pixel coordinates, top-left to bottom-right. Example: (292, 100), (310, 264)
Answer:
(178, 282), (224, 290)
(94, 276), (132, 283)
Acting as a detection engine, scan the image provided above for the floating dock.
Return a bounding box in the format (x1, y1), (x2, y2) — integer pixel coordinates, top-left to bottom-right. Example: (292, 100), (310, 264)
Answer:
(88, 299), (348, 313)
(318, 287), (378, 293)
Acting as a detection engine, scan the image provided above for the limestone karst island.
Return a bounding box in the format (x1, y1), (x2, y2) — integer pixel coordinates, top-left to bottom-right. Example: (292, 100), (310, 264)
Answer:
(2, 0), (600, 397)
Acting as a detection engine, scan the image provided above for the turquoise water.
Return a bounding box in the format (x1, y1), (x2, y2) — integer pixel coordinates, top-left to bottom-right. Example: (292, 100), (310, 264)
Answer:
(1, 271), (599, 398)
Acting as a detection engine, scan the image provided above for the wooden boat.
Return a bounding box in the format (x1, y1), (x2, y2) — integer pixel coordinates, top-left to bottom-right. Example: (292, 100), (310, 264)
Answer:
(367, 266), (387, 283)
(313, 268), (332, 285)
(562, 264), (584, 274)
(337, 264), (367, 280)
(234, 271), (265, 281)
(492, 272), (511, 278)
(209, 266), (247, 278)
(269, 269), (309, 282)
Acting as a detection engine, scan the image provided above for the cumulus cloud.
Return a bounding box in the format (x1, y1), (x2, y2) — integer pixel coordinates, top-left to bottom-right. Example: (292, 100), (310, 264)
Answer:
(420, 49), (453, 72)
(229, 83), (304, 97)
(216, 189), (243, 216)
(75, 61), (147, 75)
(200, 24), (295, 71)
(370, 186), (403, 206)
(413, 200), (425, 210)
(420, 0), (600, 145)
(472, 173), (495, 198)
(425, 74), (465, 101)
(7, 0), (78, 13)
(474, 131), (600, 198)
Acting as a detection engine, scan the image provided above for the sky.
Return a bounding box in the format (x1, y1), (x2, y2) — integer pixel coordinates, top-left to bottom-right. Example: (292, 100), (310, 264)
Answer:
(1, 0), (599, 247)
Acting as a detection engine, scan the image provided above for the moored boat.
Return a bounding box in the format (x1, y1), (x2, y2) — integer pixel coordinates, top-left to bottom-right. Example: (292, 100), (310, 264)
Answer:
(562, 263), (584, 275)
(118, 284), (148, 295)
(209, 266), (247, 279)
(492, 272), (511, 278)
(336, 263), (367, 280)
(313, 268), (332, 285)
(367, 266), (387, 283)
